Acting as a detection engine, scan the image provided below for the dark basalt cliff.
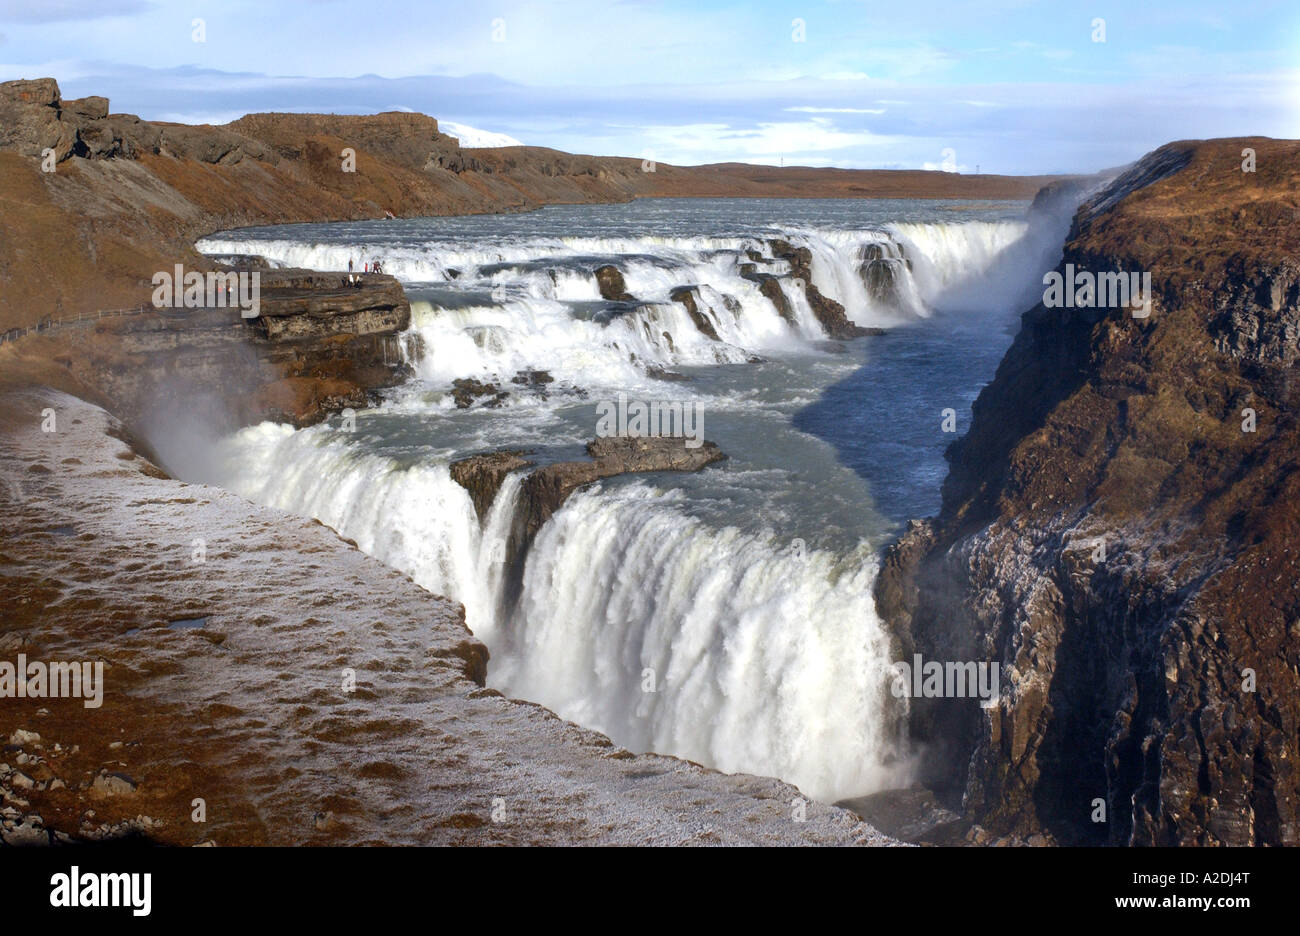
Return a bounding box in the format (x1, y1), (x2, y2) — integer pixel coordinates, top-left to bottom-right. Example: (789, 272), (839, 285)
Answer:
(876, 138), (1300, 846)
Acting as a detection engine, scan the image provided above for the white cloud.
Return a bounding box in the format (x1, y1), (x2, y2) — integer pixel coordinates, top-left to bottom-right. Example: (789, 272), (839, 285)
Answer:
(439, 120), (523, 148)
(638, 117), (896, 165)
(154, 110), (248, 126)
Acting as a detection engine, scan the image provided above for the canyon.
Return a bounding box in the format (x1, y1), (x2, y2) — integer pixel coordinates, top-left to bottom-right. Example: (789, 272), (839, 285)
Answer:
(2, 76), (1296, 847)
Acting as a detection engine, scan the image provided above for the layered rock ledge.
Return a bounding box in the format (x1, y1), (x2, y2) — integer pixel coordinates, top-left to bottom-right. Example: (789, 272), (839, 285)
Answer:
(3, 269), (412, 435)
(451, 437), (727, 607)
(518, 436), (727, 540)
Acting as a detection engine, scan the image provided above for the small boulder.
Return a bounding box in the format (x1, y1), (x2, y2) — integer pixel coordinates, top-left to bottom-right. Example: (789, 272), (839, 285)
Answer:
(91, 771), (137, 796)
(594, 265), (635, 302)
(1, 819), (48, 847)
(450, 377), (508, 409)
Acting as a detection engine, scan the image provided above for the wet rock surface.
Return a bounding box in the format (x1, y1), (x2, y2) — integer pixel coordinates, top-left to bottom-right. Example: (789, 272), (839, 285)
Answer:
(768, 239), (884, 338)
(594, 265), (635, 302)
(518, 437), (726, 543)
(450, 378), (509, 410)
(449, 450), (535, 524)
(836, 787), (970, 845)
(668, 285), (722, 340)
(448, 436), (727, 611)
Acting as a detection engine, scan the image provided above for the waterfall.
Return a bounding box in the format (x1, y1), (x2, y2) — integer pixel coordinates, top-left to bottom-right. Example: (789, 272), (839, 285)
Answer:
(194, 205), (1068, 802)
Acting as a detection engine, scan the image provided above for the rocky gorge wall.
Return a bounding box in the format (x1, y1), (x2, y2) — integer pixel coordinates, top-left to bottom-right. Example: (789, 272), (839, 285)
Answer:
(876, 138), (1300, 846)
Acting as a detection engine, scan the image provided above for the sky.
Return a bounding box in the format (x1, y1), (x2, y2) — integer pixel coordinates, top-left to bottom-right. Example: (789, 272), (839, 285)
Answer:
(0, 0), (1297, 173)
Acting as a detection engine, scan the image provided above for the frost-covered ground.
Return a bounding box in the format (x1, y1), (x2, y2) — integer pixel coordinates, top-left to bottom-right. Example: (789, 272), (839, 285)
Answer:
(0, 389), (894, 845)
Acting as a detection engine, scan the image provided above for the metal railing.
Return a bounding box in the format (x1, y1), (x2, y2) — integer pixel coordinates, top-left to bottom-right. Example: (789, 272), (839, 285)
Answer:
(2, 308), (410, 367)
(0, 306), (154, 346)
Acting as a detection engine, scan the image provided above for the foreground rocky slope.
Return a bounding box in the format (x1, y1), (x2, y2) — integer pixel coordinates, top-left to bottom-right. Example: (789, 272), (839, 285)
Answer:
(877, 137), (1300, 845)
(0, 390), (893, 845)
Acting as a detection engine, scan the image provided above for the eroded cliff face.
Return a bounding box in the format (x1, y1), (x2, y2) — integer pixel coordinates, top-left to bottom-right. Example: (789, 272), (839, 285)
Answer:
(2, 270), (412, 444)
(877, 138), (1300, 846)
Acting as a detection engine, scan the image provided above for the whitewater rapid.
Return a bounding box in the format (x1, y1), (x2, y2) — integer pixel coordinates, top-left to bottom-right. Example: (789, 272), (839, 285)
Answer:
(199, 216), (1050, 391)
(195, 199), (1071, 802)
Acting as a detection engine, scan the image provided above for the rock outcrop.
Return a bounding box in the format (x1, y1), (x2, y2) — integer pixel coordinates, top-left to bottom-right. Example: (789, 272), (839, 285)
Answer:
(450, 437), (726, 608)
(449, 450), (535, 523)
(594, 265), (635, 302)
(668, 286), (722, 339)
(517, 436), (726, 542)
(769, 239), (884, 338)
(226, 111), (468, 172)
(0, 79), (271, 165)
(6, 269), (412, 437)
(875, 138), (1300, 846)
(0, 79), (75, 159)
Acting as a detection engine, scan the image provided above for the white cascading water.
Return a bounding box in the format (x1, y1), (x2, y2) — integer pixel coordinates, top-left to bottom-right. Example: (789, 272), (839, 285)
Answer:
(198, 223), (1033, 388)
(198, 213), (1060, 803)
(211, 428), (906, 799)
(211, 423), (503, 624)
(484, 484), (905, 800)
(402, 288), (766, 389)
